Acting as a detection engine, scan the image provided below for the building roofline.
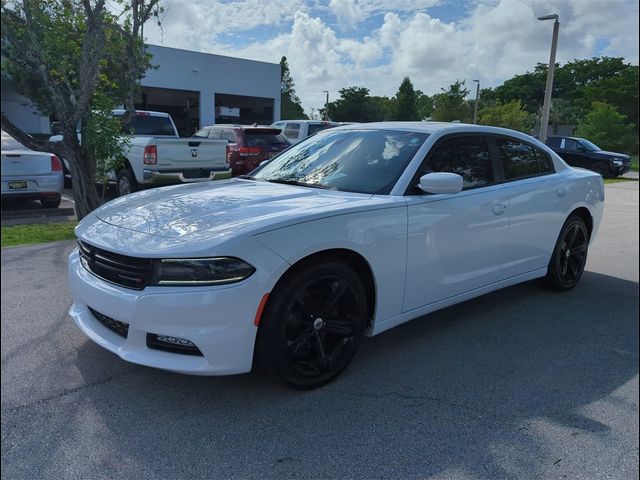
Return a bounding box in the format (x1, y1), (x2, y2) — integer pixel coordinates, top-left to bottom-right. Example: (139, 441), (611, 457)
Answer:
(145, 44), (279, 68)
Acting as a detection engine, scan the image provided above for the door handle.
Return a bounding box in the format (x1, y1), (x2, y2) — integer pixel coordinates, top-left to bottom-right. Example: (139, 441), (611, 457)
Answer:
(556, 186), (567, 197)
(492, 203), (507, 216)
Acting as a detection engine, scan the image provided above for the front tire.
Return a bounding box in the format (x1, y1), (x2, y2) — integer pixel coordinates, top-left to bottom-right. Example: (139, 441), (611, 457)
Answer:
(255, 260), (369, 389)
(542, 215), (589, 291)
(592, 162), (610, 178)
(116, 168), (138, 197)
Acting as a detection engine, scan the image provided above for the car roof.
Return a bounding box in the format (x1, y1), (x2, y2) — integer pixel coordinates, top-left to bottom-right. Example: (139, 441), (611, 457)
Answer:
(111, 109), (171, 118)
(330, 121), (539, 138)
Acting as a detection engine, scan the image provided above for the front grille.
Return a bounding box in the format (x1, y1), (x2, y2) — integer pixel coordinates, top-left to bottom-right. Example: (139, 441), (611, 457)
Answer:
(146, 333), (204, 356)
(78, 241), (153, 290)
(89, 307), (129, 338)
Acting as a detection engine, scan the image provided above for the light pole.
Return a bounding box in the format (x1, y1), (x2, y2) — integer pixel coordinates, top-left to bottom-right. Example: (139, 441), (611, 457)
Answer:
(472, 79), (480, 124)
(322, 90), (329, 121)
(538, 13), (559, 143)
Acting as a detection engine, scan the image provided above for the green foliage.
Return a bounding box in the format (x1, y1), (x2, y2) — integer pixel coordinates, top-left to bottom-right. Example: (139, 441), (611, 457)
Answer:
(478, 100), (532, 132)
(432, 80), (471, 122)
(415, 91), (433, 120)
(369, 96), (396, 120)
(394, 77), (419, 120)
(280, 56), (307, 120)
(326, 87), (380, 122)
(575, 102), (636, 153)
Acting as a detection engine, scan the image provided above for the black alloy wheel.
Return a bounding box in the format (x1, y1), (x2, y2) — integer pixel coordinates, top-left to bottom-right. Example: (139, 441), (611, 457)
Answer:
(255, 261), (368, 389)
(543, 215), (589, 291)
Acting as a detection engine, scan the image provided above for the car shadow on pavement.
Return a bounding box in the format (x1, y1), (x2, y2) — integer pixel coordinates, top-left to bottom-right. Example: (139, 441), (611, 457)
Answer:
(10, 270), (639, 479)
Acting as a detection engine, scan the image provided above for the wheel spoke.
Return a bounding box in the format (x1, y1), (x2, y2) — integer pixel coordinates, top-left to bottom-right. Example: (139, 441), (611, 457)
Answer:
(314, 332), (329, 368)
(571, 243), (587, 255)
(317, 280), (348, 318)
(560, 255), (569, 277)
(323, 318), (356, 336)
(568, 256), (581, 277)
(287, 326), (315, 359)
(567, 225), (580, 247)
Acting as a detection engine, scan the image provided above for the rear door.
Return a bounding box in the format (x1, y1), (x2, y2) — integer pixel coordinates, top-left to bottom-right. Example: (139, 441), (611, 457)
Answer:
(491, 135), (566, 279)
(403, 134), (509, 311)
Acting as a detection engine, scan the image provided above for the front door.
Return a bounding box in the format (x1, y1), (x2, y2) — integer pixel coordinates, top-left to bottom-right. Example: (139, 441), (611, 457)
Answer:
(403, 135), (509, 312)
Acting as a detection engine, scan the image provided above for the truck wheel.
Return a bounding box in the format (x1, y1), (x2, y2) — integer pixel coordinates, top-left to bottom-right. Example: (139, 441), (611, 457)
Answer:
(116, 169), (138, 197)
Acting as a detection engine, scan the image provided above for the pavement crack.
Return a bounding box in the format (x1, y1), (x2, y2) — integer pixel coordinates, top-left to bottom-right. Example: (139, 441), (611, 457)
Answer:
(2, 368), (140, 414)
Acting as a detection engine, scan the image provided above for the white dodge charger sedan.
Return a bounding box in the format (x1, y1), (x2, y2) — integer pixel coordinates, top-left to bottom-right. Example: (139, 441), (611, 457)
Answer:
(68, 122), (604, 388)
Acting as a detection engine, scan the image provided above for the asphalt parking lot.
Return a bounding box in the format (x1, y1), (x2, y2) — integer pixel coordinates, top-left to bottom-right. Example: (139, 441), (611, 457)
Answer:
(1, 181), (638, 479)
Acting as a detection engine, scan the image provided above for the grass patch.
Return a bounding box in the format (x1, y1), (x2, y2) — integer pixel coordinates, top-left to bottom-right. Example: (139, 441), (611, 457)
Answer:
(604, 177), (639, 184)
(631, 155), (638, 172)
(1, 221), (77, 247)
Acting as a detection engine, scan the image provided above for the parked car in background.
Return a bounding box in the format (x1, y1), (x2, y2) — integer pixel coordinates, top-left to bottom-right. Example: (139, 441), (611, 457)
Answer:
(543, 135), (631, 177)
(51, 110), (232, 196)
(69, 122), (603, 388)
(193, 125), (290, 176)
(271, 120), (341, 144)
(1, 130), (63, 208)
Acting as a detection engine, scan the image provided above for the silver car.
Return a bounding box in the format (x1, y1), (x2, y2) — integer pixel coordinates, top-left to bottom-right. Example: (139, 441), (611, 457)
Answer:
(1, 130), (63, 208)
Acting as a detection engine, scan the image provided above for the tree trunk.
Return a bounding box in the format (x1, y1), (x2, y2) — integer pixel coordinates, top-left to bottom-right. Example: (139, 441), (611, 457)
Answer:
(65, 148), (101, 221)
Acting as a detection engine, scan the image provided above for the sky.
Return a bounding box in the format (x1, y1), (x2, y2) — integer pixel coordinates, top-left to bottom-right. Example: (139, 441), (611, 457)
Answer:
(138, 0), (640, 117)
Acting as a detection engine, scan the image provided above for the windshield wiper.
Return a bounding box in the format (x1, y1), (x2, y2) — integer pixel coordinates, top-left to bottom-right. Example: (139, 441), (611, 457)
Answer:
(265, 178), (331, 190)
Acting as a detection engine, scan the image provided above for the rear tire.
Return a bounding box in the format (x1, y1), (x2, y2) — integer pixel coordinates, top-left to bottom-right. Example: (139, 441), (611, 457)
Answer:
(542, 215), (589, 291)
(255, 260), (368, 389)
(41, 197), (61, 208)
(116, 168), (138, 197)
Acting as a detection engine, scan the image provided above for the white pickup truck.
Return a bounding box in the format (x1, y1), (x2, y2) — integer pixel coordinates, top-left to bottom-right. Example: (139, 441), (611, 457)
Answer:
(53, 110), (232, 196)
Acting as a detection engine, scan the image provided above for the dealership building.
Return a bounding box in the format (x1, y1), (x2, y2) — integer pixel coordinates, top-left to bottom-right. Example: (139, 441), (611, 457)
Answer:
(1, 45), (281, 137)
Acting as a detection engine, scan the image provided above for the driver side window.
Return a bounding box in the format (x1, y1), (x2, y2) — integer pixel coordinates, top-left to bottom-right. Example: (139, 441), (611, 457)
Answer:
(418, 135), (494, 190)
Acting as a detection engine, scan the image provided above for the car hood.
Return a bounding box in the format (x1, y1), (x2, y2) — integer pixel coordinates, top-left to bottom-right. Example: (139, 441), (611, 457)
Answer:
(93, 179), (369, 240)
(595, 150), (630, 160)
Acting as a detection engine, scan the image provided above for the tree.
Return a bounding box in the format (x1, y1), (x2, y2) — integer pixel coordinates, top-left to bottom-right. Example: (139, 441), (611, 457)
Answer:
(431, 80), (471, 122)
(394, 77), (419, 120)
(279, 56), (307, 120)
(415, 90), (433, 120)
(575, 102), (636, 153)
(326, 86), (380, 122)
(478, 100), (532, 133)
(1, 0), (159, 219)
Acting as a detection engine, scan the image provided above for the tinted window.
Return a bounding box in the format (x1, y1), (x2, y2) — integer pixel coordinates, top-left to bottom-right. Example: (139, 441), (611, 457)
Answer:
(283, 123), (300, 139)
(308, 123), (336, 136)
(564, 138), (578, 151)
(424, 136), (493, 189)
(243, 132), (289, 147)
(545, 137), (561, 148)
(497, 138), (550, 180)
(534, 147), (554, 173)
(253, 129), (428, 194)
(208, 129), (222, 140)
(120, 115), (176, 136)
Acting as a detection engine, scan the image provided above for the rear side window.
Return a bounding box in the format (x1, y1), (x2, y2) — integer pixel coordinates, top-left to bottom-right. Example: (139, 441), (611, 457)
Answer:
(308, 123), (335, 136)
(497, 138), (553, 180)
(545, 137), (561, 148)
(243, 132), (289, 147)
(424, 135), (494, 189)
(563, 138), (578, 151)
(283, 123), (300, 140)
(222, 130), (236, 143)
(120, 115), (176, 136)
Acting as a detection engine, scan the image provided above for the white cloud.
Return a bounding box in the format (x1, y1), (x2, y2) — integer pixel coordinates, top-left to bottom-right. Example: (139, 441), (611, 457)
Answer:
(139, 0), (639, 116)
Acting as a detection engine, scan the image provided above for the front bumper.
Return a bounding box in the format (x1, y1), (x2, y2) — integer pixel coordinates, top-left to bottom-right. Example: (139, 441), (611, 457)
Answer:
(611, 163), (631, 176)
(68, 249), (261, 375)
(142, 169), (232, 185)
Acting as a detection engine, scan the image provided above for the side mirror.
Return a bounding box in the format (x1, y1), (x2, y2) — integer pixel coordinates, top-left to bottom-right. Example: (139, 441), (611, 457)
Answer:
(418, 172), (464, 194)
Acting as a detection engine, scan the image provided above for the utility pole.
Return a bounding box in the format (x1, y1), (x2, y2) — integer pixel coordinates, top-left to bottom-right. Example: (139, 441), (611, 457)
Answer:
(322, 91), (329, 121)
(538, 14), (560, 143)
(472, 79), (480, 124)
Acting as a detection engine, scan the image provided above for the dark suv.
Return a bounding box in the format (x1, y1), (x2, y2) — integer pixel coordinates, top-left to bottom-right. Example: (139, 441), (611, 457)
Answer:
(543, 135), (631, 177)
(194, 125), (290, 176)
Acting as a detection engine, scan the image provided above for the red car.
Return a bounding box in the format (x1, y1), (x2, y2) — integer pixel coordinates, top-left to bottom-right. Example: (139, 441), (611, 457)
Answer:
(194, 125), (291, 176)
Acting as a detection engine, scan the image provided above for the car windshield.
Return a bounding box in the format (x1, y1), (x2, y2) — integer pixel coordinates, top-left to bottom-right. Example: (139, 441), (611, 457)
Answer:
(578, 139), (601, 151)
(1, 131), (26, 150)
(251, 129), (428, 194)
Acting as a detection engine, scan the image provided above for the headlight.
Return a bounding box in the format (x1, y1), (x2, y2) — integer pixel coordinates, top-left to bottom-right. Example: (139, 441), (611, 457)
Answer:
(612, 159), (623, 165)
(151, 257), (255, 286)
